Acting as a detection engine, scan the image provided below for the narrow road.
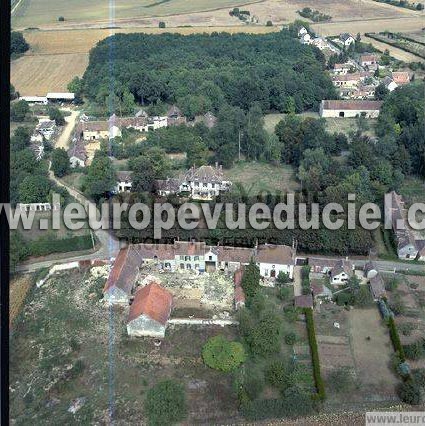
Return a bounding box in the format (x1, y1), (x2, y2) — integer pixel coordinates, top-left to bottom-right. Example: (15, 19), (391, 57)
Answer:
(307, 256), (425, 274)
(56, 109), (79, 150)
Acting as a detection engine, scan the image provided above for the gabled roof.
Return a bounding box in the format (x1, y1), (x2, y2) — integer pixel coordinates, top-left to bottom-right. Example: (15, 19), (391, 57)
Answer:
(116, 171), (133, 182)
(183, 165), (225, 183)
(256, 244), (295, 265)
(392, 71), (410, 85)
(128, 282), (172, 324)
(154, 178), (181, 193)
(369, 274), (386, 299)
(330, 260), (353, 278)
(173, 241), (207, 256)
(360, 54), (377, 63)
(340, 33), (354, 42)
(103, 247), (142, 295)
(216, 246), (254, 264)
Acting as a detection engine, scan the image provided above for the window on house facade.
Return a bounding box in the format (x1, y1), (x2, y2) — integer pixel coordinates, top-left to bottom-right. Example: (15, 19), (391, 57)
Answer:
(209, 256), (213, 260)
(185, 255), (190, 261)
(186, 264), (192, 269)
(265, 269), (269, 276)
(194, 256), (199, 261)
(180, 255), (184, 260)
(195, 264), (199, 269)
(180, 263), (184, 269)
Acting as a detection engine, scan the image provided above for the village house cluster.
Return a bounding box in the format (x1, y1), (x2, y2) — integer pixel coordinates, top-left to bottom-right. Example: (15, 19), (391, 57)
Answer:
(102, 241), (296, 337)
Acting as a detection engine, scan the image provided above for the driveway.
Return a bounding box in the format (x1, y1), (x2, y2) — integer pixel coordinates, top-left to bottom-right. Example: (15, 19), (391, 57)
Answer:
(55, 109), (79, 150)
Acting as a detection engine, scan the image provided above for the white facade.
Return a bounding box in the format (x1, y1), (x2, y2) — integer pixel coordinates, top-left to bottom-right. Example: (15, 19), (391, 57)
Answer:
(19, 96), (48, 104)
(331, 271), (350, 285)
(298, 27), (308, 37)
(258, 262), (294, 280)
(46, 92), (75, 101)
(70, 156), (85, 168)
(300, 33), (311, 44)
(116, 180), (132, 193)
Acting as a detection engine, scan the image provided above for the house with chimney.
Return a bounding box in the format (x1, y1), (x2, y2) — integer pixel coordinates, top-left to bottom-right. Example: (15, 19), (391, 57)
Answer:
(155, 164), (232, 200)
(134, 241), (296, 279)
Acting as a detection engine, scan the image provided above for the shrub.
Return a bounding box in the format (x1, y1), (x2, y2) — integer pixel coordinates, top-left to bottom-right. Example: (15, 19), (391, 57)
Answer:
(326, 367), (356, 392)
(145, 380), (187, 426)
(397, 381), (422, 405)
(276, 271), (290, 284)
(284, 332), (296, 345)
(58, 16), (65, 21)
(403, 340), (425, 361)
(265, 360), (287, 389)
(266, 20), (273, 26)
(399, 322), (416, 336)
(412, 368), (425, 388)
(158, 21), (166, 28)
(304, 308), (326, 399)
(277, 286), (291, 301)
(388, 316), (406, 362)
(202, 335), (246, 372)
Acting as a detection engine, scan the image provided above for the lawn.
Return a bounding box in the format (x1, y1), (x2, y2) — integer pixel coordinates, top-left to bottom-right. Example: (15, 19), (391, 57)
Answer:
(10, 267), (242, 424)
(224, 161), (300, 195)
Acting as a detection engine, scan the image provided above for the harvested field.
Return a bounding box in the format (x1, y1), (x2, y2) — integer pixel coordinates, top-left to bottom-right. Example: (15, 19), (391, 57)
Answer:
(11, 0), (261, 28)
(11, 53), (88, 96)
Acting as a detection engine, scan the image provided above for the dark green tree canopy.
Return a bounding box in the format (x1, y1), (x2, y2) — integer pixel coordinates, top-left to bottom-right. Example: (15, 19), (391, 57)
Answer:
(51, 148), (70, 178)
(11, 31), (29, 55)
(82, 31), (335, 113)
(202, 335), (246, 372)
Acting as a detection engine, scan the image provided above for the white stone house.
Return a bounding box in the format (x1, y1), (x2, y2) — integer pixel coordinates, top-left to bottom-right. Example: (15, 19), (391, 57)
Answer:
(330, 260), (354, 285)
(339, 33), (355, 47)
(300, 33), (311, 44)
(256, 244), (295, 280)
(298, 27), (308, 37)
(115, 171), (133, 193)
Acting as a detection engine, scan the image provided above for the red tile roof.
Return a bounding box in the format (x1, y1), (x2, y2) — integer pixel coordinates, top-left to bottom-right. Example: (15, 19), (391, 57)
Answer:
(128, 282), (173, 324)
(392, 72), (410, 85)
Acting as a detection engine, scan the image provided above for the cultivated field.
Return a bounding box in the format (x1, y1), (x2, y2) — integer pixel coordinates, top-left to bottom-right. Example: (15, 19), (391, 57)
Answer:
(315, 303), (398, 403)
(11, 53), (88, 96)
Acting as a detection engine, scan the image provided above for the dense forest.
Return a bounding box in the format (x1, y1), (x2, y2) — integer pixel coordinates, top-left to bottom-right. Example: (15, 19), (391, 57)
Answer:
(82, 29), (336, 114)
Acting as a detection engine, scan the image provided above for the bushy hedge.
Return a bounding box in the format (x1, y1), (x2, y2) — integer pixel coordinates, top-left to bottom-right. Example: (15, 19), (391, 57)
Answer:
(304, 308), (326, 399)
(28, 234), (93, 257)
(388, 316), (406, 362)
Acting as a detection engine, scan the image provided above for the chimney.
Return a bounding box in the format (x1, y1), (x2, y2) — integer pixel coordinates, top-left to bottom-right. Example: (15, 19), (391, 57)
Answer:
(215, 162), (218, 169)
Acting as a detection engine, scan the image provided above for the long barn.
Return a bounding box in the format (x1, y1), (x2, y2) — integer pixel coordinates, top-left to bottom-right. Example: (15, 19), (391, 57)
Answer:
(319, 100), (383, 118)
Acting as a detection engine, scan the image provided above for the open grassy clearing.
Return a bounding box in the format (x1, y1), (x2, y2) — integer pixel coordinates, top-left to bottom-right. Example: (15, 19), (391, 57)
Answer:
(224, 161), (300, 195)
(10, 268), (242, 424)
(11, 53), (88, 96)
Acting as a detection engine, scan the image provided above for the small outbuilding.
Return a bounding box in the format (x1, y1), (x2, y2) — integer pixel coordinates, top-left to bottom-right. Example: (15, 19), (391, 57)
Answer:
(127, 282), (173, 338)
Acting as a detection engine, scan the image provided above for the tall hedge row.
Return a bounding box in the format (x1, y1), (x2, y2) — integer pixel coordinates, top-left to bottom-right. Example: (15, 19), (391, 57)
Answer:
(304, 308), (326, 399)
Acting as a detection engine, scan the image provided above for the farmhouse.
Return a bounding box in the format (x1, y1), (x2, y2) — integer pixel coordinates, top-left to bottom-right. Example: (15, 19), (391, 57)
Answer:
(339, 33), (355, 47)
(126, 282), (173, 338)
(331, 73), (361, 88)
(256, 243), (295, 280)
(319, 100), (383, 118)
(167, 105), (187, 126)
(68, 139), (87, 168)
(300, 33), (311, 44)
(36, 119), (56, 140)
(382, 76), (398, 92)
(121, 115), (167, 132)
(81, 121), (122, 141)
(333, 63), (352, 75)
(298, 27), (308, 37)
(360, 54), (378, 70)
(103, 247), (143, 305)
(134, 241), (295, 279)
(330, 259), (354, 285)
(115, 171), (133, 193)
